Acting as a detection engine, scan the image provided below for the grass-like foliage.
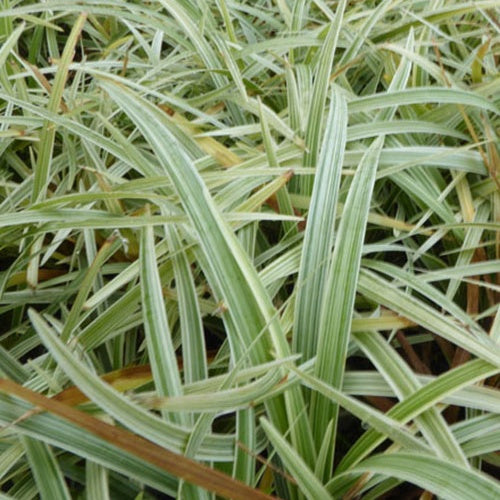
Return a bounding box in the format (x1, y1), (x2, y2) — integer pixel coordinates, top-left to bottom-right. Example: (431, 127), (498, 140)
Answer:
(1, 1), (499, 498)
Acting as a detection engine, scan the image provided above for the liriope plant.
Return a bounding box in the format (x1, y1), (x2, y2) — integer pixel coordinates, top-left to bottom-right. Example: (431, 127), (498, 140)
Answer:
(0, 1), (499, 499)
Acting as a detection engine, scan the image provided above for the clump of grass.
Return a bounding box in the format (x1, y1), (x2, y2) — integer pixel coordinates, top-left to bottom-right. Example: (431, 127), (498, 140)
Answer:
(1, 1), (499, 498)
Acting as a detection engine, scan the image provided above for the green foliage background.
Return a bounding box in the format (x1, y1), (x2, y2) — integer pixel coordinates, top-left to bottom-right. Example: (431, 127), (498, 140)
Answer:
(0, 1), (499, 498)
